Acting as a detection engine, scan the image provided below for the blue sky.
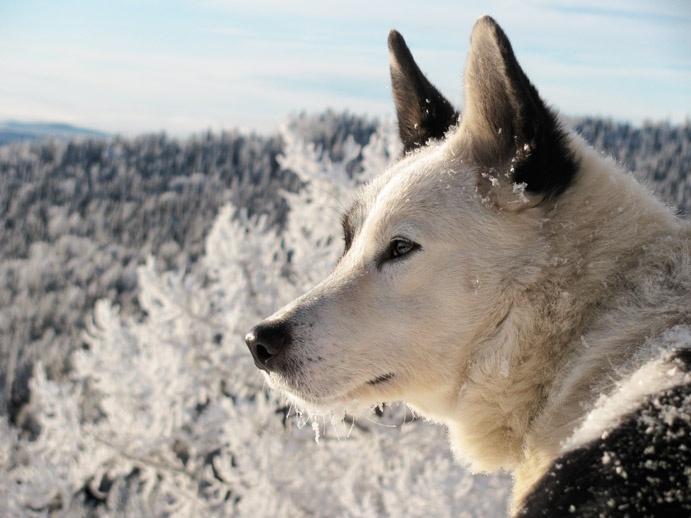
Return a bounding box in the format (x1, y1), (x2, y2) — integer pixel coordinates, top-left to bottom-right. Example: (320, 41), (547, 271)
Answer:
(1, 0), (689, 137)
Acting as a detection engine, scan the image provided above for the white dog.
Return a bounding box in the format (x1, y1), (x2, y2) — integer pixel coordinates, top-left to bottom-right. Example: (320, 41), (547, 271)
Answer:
(247, 16), (691, 516)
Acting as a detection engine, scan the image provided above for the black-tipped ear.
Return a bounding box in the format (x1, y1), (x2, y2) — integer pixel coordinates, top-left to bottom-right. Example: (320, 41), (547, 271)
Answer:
(388, 30), (458, 154)
(460, 16), (576, 203)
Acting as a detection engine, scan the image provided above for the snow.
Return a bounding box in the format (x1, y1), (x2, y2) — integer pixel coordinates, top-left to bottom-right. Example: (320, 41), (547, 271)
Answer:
(0, 119), (510, 516)
(563, 325), (691, 454)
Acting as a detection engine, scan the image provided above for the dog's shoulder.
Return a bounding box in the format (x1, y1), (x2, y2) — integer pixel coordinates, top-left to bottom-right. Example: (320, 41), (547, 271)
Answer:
(519, 346), (691, 517)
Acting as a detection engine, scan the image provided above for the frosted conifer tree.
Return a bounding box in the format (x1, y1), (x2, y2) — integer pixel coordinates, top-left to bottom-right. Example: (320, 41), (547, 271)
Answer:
(0, 116), (510, 517)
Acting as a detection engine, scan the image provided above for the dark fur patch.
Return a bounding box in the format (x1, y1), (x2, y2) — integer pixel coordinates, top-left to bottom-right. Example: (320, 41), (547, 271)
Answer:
(672, 348), (691, 371)
(341, 212), (354, 253)
(388, 30), (458, 154)
(510, 110), (578, 200)
(518, 381), (691, 516)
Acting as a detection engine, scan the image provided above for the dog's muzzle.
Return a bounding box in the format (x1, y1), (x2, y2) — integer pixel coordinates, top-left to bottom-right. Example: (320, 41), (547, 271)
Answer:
(245, 321), (290, 373)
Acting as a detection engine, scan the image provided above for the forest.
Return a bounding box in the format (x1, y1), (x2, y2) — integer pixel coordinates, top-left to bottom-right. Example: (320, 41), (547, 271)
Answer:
(0, 112), (689, 516)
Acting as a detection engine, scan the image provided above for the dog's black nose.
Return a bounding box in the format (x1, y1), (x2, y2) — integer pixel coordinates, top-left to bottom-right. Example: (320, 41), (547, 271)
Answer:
(245, 322), (289, 372)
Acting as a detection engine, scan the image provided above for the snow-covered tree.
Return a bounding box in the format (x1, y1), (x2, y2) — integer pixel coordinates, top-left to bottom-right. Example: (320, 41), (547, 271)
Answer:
(0, 117), (510, 516)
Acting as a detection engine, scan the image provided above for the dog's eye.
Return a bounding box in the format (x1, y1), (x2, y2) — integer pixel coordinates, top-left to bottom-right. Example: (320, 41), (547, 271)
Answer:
(377, 237), (420, 269)
(389, 238), (417, 259)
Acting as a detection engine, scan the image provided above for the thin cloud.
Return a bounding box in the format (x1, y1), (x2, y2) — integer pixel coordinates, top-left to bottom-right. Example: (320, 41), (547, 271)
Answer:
(0, 0), (689, 135)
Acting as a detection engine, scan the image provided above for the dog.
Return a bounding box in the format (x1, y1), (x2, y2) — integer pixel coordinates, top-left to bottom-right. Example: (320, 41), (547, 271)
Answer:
(246, 15), (691, 516)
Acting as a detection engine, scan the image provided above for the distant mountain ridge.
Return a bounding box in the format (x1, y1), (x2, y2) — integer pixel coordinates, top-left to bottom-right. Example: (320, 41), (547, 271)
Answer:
(0, 120), (109, 145)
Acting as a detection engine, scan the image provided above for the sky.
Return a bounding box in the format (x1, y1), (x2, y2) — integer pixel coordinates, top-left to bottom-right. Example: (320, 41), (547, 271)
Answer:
(1, 0), (689, 137)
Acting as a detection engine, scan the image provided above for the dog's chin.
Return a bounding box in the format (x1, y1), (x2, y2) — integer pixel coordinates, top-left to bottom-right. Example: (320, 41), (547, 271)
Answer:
(269, 372), (398, 417)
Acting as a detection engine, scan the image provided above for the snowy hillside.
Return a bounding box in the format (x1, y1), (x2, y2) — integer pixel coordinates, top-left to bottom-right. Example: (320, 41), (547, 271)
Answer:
(0, 113), (689, 516)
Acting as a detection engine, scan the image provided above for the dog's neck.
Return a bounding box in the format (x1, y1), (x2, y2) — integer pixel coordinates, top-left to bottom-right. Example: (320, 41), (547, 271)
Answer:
(418, 136), (689, 509)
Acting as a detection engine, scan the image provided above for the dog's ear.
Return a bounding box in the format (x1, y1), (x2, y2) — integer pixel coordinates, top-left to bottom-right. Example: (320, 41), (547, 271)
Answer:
(457, 16), (576, 209)
(388, 30), (458, 154)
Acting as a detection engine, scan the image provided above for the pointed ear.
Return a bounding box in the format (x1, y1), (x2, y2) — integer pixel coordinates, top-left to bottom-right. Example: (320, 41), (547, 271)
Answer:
(388, 30), (458, 154)
(458, 16), (576, 208)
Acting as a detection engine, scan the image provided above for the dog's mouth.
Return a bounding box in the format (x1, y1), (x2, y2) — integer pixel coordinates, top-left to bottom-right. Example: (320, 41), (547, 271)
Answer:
(367, 373), (395, 386)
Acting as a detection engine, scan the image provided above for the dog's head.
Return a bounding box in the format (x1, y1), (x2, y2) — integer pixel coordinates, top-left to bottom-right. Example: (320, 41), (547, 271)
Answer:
(246, 16), (577, 418)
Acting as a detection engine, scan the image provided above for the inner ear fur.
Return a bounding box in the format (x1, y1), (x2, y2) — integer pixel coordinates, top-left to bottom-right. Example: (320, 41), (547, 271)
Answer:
(388, 30), (459, 154)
